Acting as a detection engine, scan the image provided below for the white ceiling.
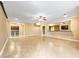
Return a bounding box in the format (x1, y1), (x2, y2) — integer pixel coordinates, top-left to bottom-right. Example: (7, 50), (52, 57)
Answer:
(3, 1), (79, 23)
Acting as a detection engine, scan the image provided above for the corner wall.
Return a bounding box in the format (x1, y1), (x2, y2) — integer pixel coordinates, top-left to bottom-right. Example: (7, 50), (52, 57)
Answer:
(71, 16), (79, 40)
(0, 6), (8, 51)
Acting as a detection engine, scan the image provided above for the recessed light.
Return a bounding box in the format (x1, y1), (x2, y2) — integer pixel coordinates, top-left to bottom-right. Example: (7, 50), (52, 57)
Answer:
(36, 22), (41, 25)
(15, 18), (19, 20)
(49, 24), (54, 26)
(63, 14), (68, 17)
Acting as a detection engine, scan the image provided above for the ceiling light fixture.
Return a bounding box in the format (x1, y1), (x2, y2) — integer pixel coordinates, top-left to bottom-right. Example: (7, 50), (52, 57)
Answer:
(36, 22), (41, 26)
(34, 14), (47, 26)
(38, 16), (47, 22)
(63, 13), (68, 17)
(49, 24), (54, 26)
(15, 18), (19, 20)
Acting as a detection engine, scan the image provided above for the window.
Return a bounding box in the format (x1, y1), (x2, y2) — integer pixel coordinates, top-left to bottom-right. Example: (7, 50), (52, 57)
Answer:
(61, 25), (68, 30)
(11, 26), (19, 37)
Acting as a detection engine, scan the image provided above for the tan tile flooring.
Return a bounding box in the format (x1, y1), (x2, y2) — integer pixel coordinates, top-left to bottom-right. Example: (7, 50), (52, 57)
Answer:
(1, 36), (79, 58)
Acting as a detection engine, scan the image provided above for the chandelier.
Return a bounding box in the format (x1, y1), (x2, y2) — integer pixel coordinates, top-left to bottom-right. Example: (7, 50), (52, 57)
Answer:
(34, 16), (47, 26)
(35, 16), (47, 22)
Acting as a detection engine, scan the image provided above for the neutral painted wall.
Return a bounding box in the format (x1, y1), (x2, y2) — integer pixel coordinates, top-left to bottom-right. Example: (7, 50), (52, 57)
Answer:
(25, 23), (41, 36)
(8, 20), (72, 37)
(8, 22), (41, 37)
(9, 21), (72, 37)
(71, 16), (79, 40)
(0, 6), (8, 51)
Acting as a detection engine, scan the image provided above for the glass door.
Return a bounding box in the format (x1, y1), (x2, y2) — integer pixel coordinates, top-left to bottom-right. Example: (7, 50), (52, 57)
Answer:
(11, 26), (19, 37)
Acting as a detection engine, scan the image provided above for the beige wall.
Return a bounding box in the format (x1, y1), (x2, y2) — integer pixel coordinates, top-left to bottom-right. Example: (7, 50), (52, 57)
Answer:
(71, 16), (79, 40)
(9, 21), (72, 37)
(8, 22), (41, 37)
(0, 6), (8, 51)
(8, 21), (72, 37)
(25, 23), (41, 36)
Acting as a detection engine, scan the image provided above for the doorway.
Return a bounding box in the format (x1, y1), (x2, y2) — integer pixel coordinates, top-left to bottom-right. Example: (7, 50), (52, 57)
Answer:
(11, 26), (19, 37)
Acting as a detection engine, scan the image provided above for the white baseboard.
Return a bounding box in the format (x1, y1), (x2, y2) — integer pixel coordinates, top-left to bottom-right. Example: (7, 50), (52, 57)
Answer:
(0, 38), (9, 56)
(45, 35), (79, 42)
(9, 34), (41, 38)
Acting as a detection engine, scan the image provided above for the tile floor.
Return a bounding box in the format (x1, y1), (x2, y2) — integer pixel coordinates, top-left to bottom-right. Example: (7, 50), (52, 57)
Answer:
(1, 35), (79, 58)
